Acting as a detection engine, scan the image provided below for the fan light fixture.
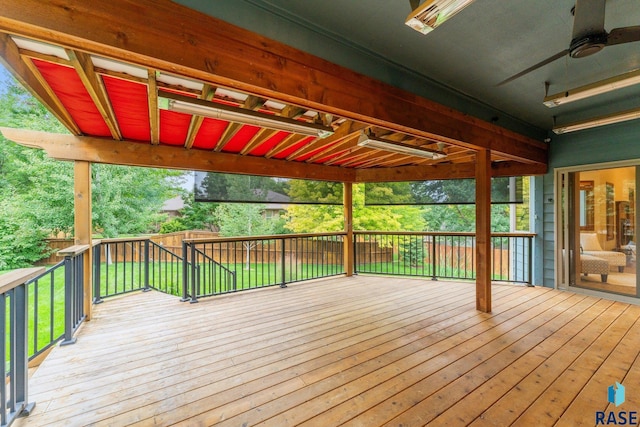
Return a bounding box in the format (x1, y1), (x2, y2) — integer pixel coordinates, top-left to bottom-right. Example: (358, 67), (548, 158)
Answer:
(357, 132), (447, 159)
(553, 107), (640, 134)
(158, 91), (333, 138)
(544, 69), (640, 107)
(405, 0), (475, 35)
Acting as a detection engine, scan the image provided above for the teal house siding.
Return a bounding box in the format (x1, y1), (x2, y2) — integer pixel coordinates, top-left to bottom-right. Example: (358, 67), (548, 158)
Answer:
(541, 121), (640, 288)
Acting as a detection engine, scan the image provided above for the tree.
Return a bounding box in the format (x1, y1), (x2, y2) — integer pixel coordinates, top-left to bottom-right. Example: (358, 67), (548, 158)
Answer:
(91, 164), (182, 237)
(215, 203), (279, 269)
(285, 183), (426, 233)
(0, 68), (183, 267)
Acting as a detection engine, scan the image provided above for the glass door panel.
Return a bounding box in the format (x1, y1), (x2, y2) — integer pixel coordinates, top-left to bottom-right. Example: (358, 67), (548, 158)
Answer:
(565, 166), (637, 296)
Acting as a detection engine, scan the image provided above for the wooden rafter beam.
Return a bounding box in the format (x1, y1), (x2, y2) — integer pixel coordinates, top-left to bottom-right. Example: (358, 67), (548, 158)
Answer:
(325, 148), (368, 166)
(0, 33), (80, 135)
(184, 83), (215, 149)
(147, 69), (159, 145)
(264, 134), (307, 159)
(0, 0), (547, 165)
(240, 128), (278, 155)
(66, 49), (122, 140)
(214, 122), (242, 152)
(307, 132), (360, 163)
(356, 153), (415, 168)
(286, 121), (366, 161)
(0, 128), (354, 182)
(243, 95), (265, 111)
(280, 105), (305, 119)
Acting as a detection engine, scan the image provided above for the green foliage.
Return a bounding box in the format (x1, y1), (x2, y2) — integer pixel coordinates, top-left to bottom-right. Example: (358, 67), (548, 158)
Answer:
(215, 203), (278, 237)
(0, 203), (50, 269)
(399, 237), (425, 267)
(91, 164), (180, 237)
(285, 183), (426, 232)
(178, 195), (219, 231)
(159, 217), (187, 234)
(0, 69), (183, 266)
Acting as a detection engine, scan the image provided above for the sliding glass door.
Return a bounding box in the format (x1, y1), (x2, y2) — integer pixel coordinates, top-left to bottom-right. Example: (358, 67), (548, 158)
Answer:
(558, 165), (637, 297)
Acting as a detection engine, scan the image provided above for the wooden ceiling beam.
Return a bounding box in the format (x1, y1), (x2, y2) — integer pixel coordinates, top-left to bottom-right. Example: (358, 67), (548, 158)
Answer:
(307, 132), (360, 163)
(147, 70), (159, 145)
(325, 148), (369, 166)
(0, 0), (547, 166)
(355, 160), (547, 183)
(66, 49), (122, 140)
(240, 128), (278, 155)
(184, 83), (215, 149)
(357, 153), (415, 168)
(0, 33), (80, 134)
(0, 128), (354, 182)
(286, 121), (366, 161)
(214, 122), (242, 152)
(264, 134), (307, 158)
(17, 48), (70, 66)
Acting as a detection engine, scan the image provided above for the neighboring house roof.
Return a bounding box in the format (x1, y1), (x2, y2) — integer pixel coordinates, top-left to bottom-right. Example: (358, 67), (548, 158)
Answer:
(162, 196), (184, 213)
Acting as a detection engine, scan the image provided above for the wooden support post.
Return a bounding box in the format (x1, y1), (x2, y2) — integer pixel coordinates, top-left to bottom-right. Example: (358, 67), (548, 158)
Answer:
(74, 161), (93, 320)
(475, 149), (492, 312)
(343, 182), (354, 277)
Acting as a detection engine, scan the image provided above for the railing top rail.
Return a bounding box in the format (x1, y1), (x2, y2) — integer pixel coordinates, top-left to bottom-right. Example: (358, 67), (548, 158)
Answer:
(0, 267), (46, 294)
(354, 230), (537, 237)
(491, 232), (537, 238)
(95, 236), (151, 244)
(184, 231), (347, 244)
(57, 244), (91, 257)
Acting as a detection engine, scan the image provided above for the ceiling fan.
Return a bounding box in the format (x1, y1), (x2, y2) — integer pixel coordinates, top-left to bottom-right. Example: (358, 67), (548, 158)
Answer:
(498, 0), (640, 86)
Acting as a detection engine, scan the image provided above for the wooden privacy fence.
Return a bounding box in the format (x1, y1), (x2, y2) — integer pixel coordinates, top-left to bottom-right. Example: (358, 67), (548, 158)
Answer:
(40, 231), (219, 265)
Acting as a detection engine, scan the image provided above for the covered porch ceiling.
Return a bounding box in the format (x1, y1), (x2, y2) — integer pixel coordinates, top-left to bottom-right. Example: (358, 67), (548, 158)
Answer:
(0, 0), (547, 183)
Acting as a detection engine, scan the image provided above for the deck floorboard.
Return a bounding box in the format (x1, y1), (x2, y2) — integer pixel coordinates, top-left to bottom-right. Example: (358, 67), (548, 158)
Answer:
(14, 276), (640, 426)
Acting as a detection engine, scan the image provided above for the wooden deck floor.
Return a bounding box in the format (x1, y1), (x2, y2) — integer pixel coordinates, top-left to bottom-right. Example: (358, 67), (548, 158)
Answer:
(15, 276), (640, 426)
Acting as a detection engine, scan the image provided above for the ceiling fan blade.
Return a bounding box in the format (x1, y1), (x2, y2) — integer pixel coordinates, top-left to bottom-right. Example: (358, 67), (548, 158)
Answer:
(572, 0), (606, 42)
(607, 26), (640, 46)
(497, 49), (569, 86)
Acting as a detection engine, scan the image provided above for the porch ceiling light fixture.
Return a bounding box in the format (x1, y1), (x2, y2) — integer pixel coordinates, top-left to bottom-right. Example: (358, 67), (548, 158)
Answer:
(357, 132), (447, 159)
(405, 0), (475, 35)
(552, 107), (640, 134)
(158, 91), (333, 138)
(544, 69), (640, 107)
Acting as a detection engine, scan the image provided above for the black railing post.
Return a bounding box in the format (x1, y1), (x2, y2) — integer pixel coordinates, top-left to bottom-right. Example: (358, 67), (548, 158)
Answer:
(190, 243), (198, 303)
(143, 239), (151, 292)
(61, 255), (77, 346)
(181, 241), (189, 302)
(14, 282), (35, 417)
(93, 243), (103, 304)
(76, 253), (85, 327)
(352, 234), (357, 274)
(431, 234), (438, 281)
(280, 238), (287, 288)
(0, 292), (7, 426)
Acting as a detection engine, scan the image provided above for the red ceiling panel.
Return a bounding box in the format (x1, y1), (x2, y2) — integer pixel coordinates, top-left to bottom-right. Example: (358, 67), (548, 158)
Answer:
(271, 136), (315, 159)
(248, 131), (289, 156)
(102, 76), (150, 142)
(32, 59), (111, 137)
(221, 125), (260, 153)
(159, 110), (190, 146)
(191, 118), (229, 150)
